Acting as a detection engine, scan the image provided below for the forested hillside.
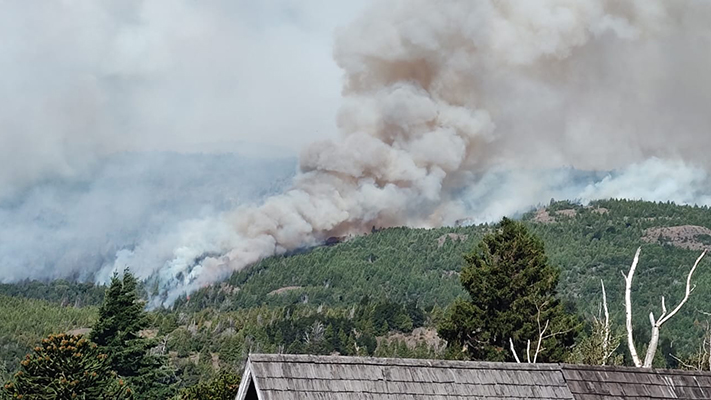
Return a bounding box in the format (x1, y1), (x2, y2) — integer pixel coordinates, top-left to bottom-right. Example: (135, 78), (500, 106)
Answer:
(4, 199), (711, 391)
(530, 199), (711, 344)
(169, 199), (711, 368)
(0, 280), (105, 307)
(0, 295), (97, 381)
(180, 199), (711, 342)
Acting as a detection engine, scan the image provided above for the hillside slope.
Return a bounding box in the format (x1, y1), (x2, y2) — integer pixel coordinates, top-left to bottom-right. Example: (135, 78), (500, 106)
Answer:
(177, 200), (711, 352)
(5, 199), (711, 380)
(0, 295), (97, 381)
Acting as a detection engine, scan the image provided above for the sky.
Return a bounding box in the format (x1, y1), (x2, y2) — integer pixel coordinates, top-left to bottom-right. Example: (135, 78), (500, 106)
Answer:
(0, 0), (370, 197)
(4, 1), (711, 304)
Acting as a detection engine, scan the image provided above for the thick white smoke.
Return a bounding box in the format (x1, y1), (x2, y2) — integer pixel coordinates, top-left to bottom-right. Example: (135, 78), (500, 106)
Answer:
(459, 158), (711, 225)
(98, 0), (711, 306)
(0, 153), (295, 283)
(5, 1), (711, 304)
(0, 0), (363, 199)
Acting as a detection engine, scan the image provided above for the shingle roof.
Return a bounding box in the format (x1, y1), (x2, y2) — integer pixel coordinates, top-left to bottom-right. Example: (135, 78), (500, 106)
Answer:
(563, 364), (711, 399)
(237, 354), (572, 400)
(235, 354), (711, 400)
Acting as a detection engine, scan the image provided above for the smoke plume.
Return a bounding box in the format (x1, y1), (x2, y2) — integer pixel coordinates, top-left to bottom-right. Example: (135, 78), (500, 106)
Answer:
(5, 1), (711, 305)
(107, 0), (711, 305)
(0, 1), (361, 198)
(0, 153), (295, 283)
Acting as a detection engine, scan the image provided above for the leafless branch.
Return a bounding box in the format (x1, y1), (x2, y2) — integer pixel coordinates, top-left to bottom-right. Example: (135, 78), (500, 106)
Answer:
(656, 251), (706, 327)
(509, 338), (521, 363)
(601, 279), (611, 364)
(623, 247), (643, 367)
(644, 250), (707, 367)
(533, 319), (549, 364)
(669, 353), (699, 370)
(526, 340), (531, 363)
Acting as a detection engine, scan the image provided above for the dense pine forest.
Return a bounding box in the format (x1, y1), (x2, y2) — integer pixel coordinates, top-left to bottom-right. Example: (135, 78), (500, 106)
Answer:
(4, 199), (711, 397)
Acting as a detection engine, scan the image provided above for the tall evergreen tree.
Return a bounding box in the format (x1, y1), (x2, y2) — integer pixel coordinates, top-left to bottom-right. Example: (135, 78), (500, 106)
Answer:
(91, 269), (175, 399)
(438, 218), (579, 362)
(2, 333), (132, 399)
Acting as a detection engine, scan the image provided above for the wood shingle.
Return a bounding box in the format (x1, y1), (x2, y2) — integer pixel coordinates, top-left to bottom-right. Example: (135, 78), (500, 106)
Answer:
(562, 364), (711, 399)
(236, 354), (571, 400)
(235, 354), (711, 400)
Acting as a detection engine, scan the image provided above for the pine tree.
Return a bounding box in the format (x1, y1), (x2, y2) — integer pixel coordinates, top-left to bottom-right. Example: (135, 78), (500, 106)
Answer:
(438, 218), (580, 362)
(337, 328), (349, 354)
(173, 370), (240, 400)
(324, 323), (337, 352)
(91, 269), (175, 399)
(2, 333), (132, 399)
(218, 334), (244, 365)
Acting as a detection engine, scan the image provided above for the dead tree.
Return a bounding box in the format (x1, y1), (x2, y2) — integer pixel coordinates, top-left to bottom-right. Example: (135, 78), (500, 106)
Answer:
(598, 279), (620, 364)
(669, 317), (711, 371)
(564, 279), (621, 366)
(623, 247), (707, 368)
(508, 301), (569, 364)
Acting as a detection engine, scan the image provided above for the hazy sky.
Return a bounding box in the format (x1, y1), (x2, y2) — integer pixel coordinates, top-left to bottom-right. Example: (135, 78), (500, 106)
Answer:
(5, 1), (711, 304)
(0, 0), (370, 196)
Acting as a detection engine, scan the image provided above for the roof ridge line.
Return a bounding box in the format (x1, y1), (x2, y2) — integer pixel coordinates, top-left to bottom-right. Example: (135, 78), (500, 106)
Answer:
(248, 353), (561, 370)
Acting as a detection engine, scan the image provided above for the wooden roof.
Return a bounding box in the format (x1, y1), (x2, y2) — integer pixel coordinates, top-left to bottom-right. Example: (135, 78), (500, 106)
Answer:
(563, 364), (711, 399)
(235, 354), (711, 400)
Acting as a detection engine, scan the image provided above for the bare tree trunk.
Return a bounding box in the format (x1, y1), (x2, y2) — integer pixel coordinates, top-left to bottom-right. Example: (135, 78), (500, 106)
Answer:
(642, 250), (707, 368)
(644, 323), (661, 368)
(509, 338), (521, 363)
(533, 319), (549, 364)
(526, 340), (531, 364)
(600, 279), (612, 365)
(623, 247), (643, 367)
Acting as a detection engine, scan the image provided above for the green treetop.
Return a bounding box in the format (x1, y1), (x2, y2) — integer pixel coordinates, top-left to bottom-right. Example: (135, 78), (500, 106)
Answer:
(2, 333), (132, 399)
(438, 218), (580, 362)
(173, 370), (241, 400)
(90, 269), (175, 399)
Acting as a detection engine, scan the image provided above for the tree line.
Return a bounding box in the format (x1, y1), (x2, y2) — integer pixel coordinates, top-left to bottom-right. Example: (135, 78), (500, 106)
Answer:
(5, 200), (711, 397)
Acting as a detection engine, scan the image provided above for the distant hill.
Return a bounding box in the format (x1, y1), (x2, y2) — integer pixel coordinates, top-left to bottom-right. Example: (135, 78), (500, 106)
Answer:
(177, 199), (711, 353)
(5, 199), (711, 378)
(0, 279), (105, 307)
(0, 294), (97, 381)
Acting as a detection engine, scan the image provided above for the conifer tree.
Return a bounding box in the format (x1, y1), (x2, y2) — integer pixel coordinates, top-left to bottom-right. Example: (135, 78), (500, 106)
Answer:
(91, 269), (175, 399)
(438, 218), (579, 362)
(173, 370), (240, 400)
(2, 333), (132, 399)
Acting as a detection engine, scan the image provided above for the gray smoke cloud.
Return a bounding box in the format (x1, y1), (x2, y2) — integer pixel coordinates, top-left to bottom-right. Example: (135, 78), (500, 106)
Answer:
(5, 1), (711, 305)
(0, 0), (365, 290)
(0, 0), (366, 198)
(0, 152), (295, 283)
(460, 158), (711, 225)
(106, 0), (711, 306)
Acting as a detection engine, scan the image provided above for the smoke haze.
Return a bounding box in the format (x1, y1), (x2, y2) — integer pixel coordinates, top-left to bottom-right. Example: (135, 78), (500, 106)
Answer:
(0, 152), (295, 283)
(0, 0), (366, 197)
(3, 0), (711, 305)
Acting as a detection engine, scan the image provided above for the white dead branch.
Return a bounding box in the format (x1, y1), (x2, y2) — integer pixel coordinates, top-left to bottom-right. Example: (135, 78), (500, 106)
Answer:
(668, 318), (711, 371)
(601, 280), (610, 355)
(509, 301), (570, 364)
(623, 247), (707, 368)
(509, 338), (521, 363)
(598, 279), (619, 364)
(526, 339), (531, 363)
(622, 247), (643, 367)
(533, 303), (550, 364)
